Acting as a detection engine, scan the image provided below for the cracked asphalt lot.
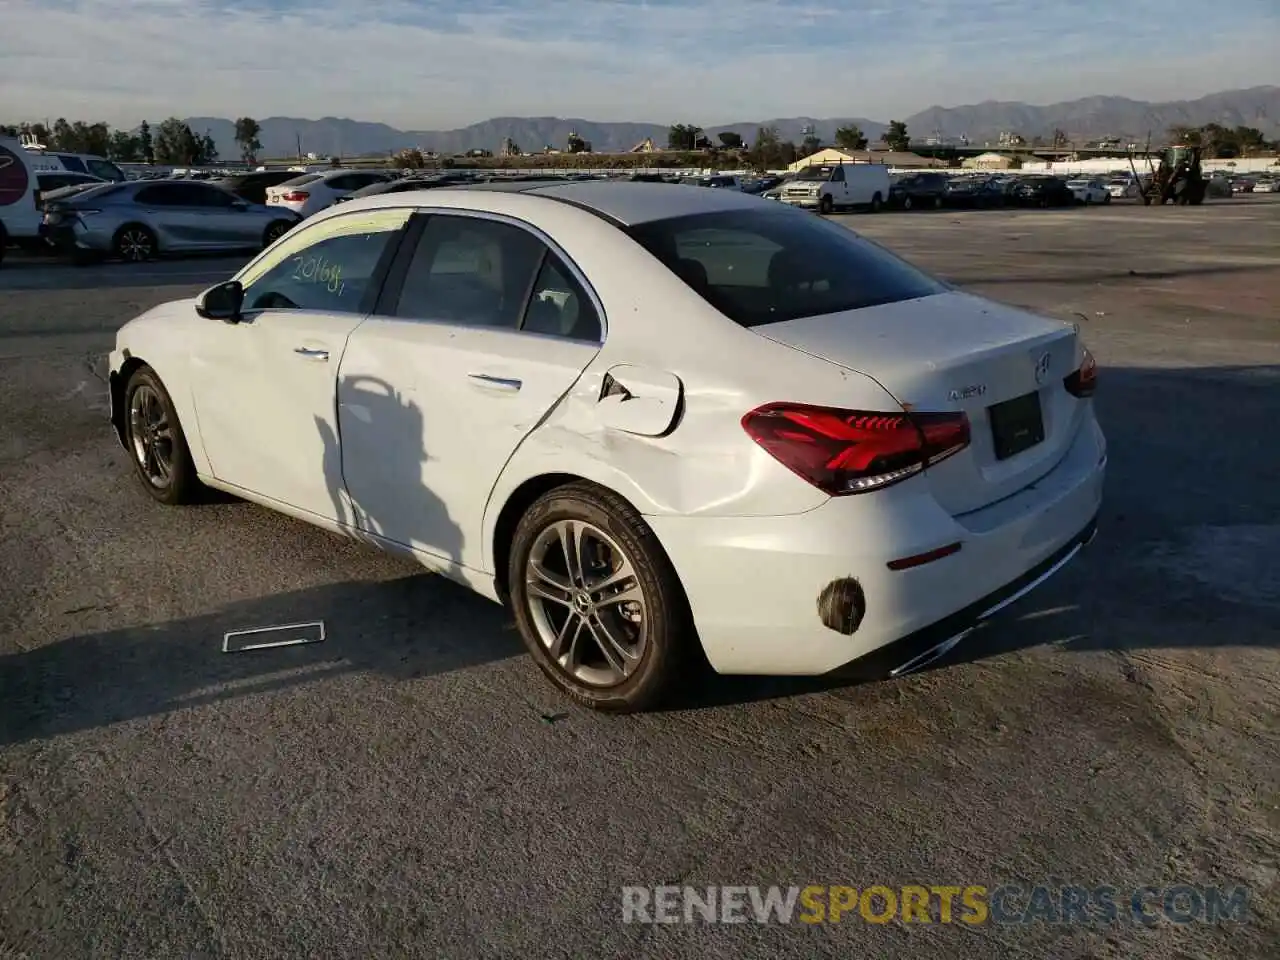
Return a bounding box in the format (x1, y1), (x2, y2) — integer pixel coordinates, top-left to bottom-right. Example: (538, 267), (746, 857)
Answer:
(1, 197), (1277, 959)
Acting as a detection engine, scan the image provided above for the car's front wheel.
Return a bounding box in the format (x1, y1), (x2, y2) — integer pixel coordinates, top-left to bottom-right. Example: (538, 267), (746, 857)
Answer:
(508, 482), (694, 712)
(124, 365), (199, 505)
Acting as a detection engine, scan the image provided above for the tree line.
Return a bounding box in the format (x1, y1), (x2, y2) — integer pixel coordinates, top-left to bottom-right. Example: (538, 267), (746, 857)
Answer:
(665, 120), (911, 169)
(1165, 124), (1271, 158)
(0, 117), (266, 166)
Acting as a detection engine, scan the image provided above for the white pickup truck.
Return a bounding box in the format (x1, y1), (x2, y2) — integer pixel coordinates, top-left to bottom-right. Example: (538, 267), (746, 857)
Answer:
(777, 162), (891, 213)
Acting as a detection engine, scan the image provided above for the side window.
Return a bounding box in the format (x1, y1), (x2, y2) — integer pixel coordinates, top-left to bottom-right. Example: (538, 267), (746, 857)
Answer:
(238, 210), (410, 313)
(392, 216), (545, 329)
(188, 184), (236, 207)
(521, 255), (601, 341)
(134, 184), (177, 205)
(57, 155), (87, 173)
(86, 158), (124, 181)
(830, 167), (845, 183)
(328, 174), (359, 192)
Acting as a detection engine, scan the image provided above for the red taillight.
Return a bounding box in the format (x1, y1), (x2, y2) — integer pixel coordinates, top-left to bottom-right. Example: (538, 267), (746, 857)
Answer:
(1064, 348), (1097, 398)
(741, 403), (970, 495)
(281, 190), (310, 203)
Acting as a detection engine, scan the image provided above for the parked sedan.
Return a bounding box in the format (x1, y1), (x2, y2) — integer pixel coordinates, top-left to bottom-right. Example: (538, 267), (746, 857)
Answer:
(107, 182), (1103, 711)
(888, 172), (949, 210)
(1105, 178), (1140, 199)
(1065, 179), (1111, 204)
(213, 170), (301, 205)
(1251, 178), (1277, 193)
(265, 169), (394, 218)
(1011, 176), (1077, 207)
(41, 180), (300, 262)
(943, 176), (1008, 208)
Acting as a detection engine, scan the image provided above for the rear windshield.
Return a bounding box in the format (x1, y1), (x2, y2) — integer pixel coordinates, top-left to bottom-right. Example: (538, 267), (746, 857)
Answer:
(281, 173), (322, 187)
(625, 208), (947, 328)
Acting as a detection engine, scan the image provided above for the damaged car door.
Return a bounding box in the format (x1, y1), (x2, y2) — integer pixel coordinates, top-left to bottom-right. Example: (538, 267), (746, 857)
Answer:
(336, 212), (603, 570)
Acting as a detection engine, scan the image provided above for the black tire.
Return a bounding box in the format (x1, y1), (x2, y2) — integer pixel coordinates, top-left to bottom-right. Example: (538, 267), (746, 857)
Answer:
(113, 224), (157, 263)
(818, 194), (833, 215)
(262, 219), (292, 249)
(869, 193), (883, 213)
(508, 481), (695, 713)
(933, 195), (943, 209)
(123, 365), (199, 505)
(903, 196), (914, 211)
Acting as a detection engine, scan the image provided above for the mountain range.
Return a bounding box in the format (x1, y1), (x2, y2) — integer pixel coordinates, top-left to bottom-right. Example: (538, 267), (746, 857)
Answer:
(183, 86), (1280, 160)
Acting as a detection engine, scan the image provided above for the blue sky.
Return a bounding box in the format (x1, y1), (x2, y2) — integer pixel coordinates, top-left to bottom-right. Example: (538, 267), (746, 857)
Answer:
(3, 0), (1277, 128)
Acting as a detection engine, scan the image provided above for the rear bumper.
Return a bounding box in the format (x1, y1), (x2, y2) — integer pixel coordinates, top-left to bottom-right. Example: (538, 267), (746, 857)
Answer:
(40, 220), (112, 253)
(647, 411), (1106, 676)
(827, 515), (1097, 680)
(40, 222), (80, 251)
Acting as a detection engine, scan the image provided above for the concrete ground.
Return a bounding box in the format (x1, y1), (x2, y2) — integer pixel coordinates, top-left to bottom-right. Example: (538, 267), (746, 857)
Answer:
(1, 196), (1277, 959)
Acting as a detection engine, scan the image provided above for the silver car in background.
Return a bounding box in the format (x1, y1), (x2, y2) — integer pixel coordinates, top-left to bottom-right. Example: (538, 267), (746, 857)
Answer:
(40, 180), (300, 263)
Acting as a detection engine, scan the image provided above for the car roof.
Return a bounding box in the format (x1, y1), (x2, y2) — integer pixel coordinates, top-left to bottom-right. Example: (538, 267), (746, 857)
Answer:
(521, 180), (767, 224)
(309, 179), (791, 230)
(314, 180), (771, 227)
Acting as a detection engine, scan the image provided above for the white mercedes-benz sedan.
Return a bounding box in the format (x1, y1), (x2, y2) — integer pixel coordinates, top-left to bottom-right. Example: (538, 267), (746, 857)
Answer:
(108, 181), (1105, 711)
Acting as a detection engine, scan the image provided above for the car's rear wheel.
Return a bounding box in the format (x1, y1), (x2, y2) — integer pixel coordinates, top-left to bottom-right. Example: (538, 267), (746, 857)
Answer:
(124, 365), (198, 505)
(262, 219), (292, 248)
(113, 224), (156, 263)
(869, 192), (883, 213)
(902, 196), (914, 211)
(933, 195), (943, 209)
(508, 482), (694, 712)
(819, 194), (833, 214)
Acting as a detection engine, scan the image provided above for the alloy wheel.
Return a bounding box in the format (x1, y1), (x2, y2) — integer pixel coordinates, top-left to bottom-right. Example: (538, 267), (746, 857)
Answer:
(129, 384), (173, 487)
(118, 228), (153, 262)
(523, 519), (647, 687)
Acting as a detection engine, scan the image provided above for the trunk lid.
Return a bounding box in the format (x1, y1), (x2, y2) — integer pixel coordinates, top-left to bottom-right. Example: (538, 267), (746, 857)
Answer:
(753, 291), (1082, 516)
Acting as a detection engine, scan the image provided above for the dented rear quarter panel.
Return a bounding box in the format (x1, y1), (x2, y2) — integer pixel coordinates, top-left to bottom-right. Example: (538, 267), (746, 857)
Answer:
(475, 194), (903, 574)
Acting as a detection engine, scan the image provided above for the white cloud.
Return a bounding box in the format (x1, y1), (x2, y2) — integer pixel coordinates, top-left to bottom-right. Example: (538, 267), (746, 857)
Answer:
(1, 0), (1276, 128)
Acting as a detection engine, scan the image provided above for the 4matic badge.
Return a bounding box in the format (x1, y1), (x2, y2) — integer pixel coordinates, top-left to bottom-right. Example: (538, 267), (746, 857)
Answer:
(948, 384), (987, 401)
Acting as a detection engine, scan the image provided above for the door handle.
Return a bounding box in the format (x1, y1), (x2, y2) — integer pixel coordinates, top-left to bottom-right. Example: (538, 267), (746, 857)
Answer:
(294, 347), (329, 361)
(468, 373), (522, 392)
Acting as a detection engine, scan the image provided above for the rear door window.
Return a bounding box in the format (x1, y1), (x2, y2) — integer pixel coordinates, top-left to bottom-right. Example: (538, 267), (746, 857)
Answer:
(391, 214), (546, 329)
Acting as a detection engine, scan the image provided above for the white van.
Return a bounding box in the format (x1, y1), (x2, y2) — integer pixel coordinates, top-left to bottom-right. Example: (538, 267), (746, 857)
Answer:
(0, 136), (43, 258)
(21, 144), (127, 182)
(778, 161), (891, 213)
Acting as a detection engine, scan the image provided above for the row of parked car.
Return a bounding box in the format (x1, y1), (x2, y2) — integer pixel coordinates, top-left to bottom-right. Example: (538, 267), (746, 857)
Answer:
(8, 157), (1274, 266)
